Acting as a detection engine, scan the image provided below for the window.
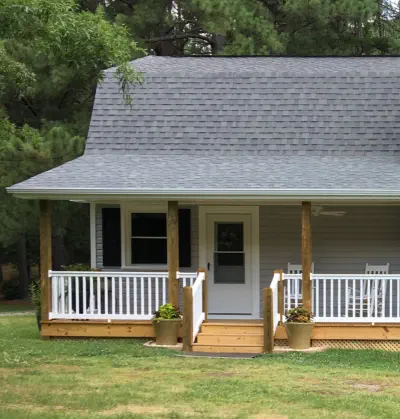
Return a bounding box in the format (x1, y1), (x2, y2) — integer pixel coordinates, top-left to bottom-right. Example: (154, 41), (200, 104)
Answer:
(131, 213), (167, 264)
(129, 209), (191, 267)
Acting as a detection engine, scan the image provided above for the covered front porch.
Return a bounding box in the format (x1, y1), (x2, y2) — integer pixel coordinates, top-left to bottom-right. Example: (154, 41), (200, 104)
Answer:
(38, 199), (400, 351)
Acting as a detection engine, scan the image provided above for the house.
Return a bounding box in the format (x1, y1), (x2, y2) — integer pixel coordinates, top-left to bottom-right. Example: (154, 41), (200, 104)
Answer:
(7, 56), (400, 352)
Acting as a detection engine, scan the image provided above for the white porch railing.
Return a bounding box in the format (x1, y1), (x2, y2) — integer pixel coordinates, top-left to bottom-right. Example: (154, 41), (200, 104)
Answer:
(49, 271), (196, 321)
(269, 271), (281, 333)
(284, 273), (400, 323)
(191, 271), (206, 341)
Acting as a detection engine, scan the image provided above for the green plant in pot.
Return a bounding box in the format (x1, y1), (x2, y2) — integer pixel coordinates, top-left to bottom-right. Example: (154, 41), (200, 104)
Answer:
(152, 304), (182, 345)
(285, 306), (314, 349)
(29, 279), (41, 331)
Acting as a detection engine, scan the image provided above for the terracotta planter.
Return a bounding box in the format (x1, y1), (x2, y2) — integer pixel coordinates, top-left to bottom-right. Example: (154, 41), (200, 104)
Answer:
(285, 323), (314, 349)
(152, 318), (181, 345)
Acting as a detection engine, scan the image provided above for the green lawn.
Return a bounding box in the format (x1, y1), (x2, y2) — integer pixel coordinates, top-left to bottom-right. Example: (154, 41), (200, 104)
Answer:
(0, 316), (400, 419)
(0, 300), (34, 313)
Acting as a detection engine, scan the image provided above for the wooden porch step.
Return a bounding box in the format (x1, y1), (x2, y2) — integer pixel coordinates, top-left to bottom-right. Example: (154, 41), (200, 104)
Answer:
(200, 323), (263, 335)
(192, 343), (264, 354)
(196, 333), (263, 345)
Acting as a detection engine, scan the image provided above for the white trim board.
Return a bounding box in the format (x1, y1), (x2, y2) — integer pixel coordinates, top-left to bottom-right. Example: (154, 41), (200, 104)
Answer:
(199, 205), (260, 319)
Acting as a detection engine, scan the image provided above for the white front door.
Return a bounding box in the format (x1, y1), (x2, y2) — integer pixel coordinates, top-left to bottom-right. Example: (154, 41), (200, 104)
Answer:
(206, 214), (253, 318)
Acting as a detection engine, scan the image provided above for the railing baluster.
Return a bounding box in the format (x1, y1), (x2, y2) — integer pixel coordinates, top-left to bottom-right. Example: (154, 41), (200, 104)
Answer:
(141, 277), (144, 316)
(330, 278), (333, 318)
(345, 278), (348, 318)
(126, 277), (130, 316)
(51, 275), (58, 315)
(382, 280), (386, 318)
(89, 276), (94, 314)
(323, 279), (326, 318)
(163, 276), (166, 305)
(155, 277), (159, 311)
(338, 278), (341, 318)
(83, 277), (87, 315)
(148, 277), (152, 316)
(367, 279), (372, 317)
(133, 277), (137, 315)
(61, 276), (65, 314)
(390, 279), (393, 318)
(316, 277), (319, 318)
(119, 277), (123, 315)
(286, 277), (290, 311)
(97, 276), (101, 314)
(68, 276), (72, 314)
(294, 278), (298, 307)
(112, 277), (116, 315)
(352, 279), (356, 318)
(359, 279), (363, 319)
(397, 279), (400, 318)
(375, 279), (378, 319)
(75, 276), (79, 315)
(104, 276), (108, 315)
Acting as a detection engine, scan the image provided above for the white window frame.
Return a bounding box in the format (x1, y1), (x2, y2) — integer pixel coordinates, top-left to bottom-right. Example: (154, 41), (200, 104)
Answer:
(122, 203), (168, 270)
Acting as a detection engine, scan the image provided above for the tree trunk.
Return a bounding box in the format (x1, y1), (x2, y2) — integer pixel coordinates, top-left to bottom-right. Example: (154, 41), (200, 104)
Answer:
(52, 234), (66, 270)
(17, 235), (29, 299)
(211, 33), (225, 54)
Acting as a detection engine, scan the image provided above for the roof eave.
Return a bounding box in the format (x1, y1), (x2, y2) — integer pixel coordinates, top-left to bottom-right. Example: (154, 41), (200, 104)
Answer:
(7, 187), (400, 202)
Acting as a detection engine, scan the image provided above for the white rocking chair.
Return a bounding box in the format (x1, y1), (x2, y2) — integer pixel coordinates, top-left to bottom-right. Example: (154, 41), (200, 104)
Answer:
(285, 262), (315, 311)
(348, 263), (389, 317)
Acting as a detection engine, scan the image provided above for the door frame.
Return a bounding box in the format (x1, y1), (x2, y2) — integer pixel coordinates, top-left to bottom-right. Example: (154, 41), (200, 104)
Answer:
(199, 206), (260, 319)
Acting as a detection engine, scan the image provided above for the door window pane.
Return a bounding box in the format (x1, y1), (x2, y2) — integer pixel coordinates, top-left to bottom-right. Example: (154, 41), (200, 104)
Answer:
(214, 253), (245, 284)
(214, 222), (245, 284)
(216, 223), (243, 251)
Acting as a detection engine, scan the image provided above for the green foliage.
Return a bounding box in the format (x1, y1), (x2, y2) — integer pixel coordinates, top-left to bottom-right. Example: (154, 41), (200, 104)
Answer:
(1, 280), (21, 300)
(28, 279), (40, 312)
(153, 303), (181, 321)
(61, 263), (91, 271)
(286, 306), (314, 323)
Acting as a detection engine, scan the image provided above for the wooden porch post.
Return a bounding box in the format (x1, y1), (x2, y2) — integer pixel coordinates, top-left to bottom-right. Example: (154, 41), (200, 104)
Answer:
(301, 201), (312, 311)
(167, 201), (179, 307)
(263, 288), (274, 353)
(40, 200), (52, 323)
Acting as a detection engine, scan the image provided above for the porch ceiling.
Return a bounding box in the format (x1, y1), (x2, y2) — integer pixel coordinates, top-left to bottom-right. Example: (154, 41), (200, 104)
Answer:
(7, 153), (400, 201)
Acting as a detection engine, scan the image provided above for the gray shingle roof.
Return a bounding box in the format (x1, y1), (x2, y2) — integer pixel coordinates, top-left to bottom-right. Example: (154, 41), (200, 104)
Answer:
(8, 154), (400, 194)
(8, 56), (400, 196)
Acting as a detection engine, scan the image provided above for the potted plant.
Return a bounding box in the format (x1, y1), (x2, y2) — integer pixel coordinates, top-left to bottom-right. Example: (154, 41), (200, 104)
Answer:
(29, 279), (41, 331)
(152, 304), (182, 345)
(285, 306), (314, 349)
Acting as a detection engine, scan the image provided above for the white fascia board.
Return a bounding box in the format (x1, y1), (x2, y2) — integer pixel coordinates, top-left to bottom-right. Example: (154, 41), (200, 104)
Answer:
(6, 187), (400, 201)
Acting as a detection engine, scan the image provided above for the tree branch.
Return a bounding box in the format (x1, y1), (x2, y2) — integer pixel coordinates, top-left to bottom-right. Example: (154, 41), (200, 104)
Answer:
(146, 32), (213, 45)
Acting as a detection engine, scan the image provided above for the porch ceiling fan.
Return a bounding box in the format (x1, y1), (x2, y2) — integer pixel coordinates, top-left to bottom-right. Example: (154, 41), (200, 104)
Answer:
(312, 205), (346, 217)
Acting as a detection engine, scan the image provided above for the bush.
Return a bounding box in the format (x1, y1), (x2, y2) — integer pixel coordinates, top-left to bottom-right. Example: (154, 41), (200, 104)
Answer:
(153, 304), (181, 322)
(29, 279), (41, 312)
(1, 280), (21, 300)
(61, 263), (90, 271)
(286, 306), (314, 323)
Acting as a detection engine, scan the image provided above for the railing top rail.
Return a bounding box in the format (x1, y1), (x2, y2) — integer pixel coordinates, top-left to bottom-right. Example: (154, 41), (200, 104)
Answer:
(269, 272), (281, 289)
(48, 270), (170, 277)
(191, 272), (205, 294)
(283, 273), (400, 280)
(49, 270), (197, 278)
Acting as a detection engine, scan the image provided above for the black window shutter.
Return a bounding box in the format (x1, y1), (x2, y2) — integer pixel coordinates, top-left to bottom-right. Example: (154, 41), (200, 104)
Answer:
(102, 207), (121, 267)
(179, 209), (191, 268)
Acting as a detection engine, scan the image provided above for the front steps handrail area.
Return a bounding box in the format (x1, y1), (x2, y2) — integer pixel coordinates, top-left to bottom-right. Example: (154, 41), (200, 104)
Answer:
(263, 270), (285, 353)
(182, 269), (208, 351)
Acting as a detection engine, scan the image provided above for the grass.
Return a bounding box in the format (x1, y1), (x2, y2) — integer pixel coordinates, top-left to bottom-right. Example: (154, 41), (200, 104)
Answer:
(0, 300), (34, 313)
(0, 316), (400, 419)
